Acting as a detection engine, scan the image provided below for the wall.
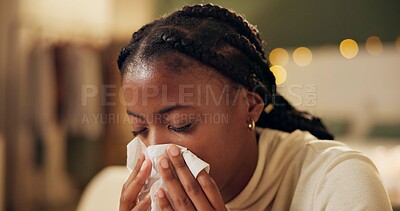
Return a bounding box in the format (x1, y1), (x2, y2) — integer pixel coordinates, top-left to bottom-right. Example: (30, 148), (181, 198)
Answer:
(278, 44), (400, 137)
(1, 0), (156, 210)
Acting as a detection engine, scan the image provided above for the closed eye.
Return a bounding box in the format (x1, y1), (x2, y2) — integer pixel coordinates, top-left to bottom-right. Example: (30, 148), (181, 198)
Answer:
(168, 123), (193, 133)
(131, 128), (148, 137)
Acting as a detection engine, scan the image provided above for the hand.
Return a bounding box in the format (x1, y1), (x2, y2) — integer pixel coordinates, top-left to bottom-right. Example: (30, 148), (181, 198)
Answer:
(156, 145), (227, 211)
(120, 153), (152, 211)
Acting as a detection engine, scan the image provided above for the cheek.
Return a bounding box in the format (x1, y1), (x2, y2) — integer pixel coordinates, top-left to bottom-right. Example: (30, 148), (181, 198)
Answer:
(184, 121), (240, 182)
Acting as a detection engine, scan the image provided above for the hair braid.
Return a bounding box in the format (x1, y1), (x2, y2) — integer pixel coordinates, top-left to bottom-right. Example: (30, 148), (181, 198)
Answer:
(117, 22), (157, 70)
(180, 4), (266, 59)
(258, 95), (334, 140)
(224, 33), (275, 89)
(160, 31), (255, 90)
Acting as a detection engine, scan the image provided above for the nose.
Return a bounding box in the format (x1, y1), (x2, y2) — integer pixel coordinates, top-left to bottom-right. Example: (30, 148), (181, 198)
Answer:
(143, 128), (169, 147)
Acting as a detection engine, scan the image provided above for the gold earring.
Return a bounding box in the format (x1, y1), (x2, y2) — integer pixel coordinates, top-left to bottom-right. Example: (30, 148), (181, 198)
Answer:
(248, 118), (255, 131)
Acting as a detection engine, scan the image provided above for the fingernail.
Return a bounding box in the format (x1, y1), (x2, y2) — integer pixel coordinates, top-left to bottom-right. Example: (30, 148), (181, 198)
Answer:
(157, 189), (164, 198)
(169, 145), (180, 157)
(140, 159), (149, 171)
(160, 158), (169, 169)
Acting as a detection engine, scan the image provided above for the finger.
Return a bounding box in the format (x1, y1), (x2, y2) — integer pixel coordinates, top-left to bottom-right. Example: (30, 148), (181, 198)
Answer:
(167, 145), (213, 210)
(131, 195), (151, 211)
(158, 156), (196, 211)
(120, 156), (145, 211)
(197, 170), (226, 210)
(126, 153), (145, 185)
(120, 159), (152, 211)
(156, 188), (174, 211)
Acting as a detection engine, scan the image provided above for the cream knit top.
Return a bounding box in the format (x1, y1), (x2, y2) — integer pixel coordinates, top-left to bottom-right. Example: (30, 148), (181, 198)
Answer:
(226, 128), (392, 210)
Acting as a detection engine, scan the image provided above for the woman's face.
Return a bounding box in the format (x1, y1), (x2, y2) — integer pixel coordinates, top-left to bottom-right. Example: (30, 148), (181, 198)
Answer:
(122, 55), (259, 200)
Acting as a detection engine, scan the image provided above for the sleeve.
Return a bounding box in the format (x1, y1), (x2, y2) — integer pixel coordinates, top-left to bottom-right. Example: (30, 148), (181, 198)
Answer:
(313, 153), (393, 211)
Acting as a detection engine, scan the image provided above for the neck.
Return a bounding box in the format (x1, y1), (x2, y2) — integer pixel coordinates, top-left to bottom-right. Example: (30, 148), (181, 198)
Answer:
(221, 132), (259, 203)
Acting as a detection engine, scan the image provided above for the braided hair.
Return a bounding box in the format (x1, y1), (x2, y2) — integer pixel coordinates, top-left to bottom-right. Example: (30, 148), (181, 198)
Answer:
(117, 4), (334, 140)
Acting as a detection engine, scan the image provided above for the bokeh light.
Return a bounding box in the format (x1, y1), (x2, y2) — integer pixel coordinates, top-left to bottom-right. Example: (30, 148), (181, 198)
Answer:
(366, 36), (383, 56)
(269, 48), (289, 66)
(293, 47), (312, 67)
(270, 65), (287, 85)
(340, 39), (359, 59)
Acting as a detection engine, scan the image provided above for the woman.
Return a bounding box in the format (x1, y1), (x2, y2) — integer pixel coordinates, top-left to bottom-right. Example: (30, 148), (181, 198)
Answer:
(117, 4), (391, 211)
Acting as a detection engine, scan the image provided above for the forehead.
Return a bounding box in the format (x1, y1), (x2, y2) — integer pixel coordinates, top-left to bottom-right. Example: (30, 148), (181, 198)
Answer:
(123, 53), (230, 88)
(122, 55), (235, 108)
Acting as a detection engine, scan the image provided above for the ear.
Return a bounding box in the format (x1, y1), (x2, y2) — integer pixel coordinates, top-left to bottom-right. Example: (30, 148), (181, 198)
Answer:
(244, 90), (265, 122)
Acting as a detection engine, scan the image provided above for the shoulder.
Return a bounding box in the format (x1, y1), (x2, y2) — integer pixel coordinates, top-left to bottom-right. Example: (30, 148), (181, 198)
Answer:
(296, 138), (392, 210)
(256, 127), (351, 160)
(259, 127), (369, 167)
(311, 151), (392, 210)
(255, 128), (360, 170)
(256, 128), (392, 210)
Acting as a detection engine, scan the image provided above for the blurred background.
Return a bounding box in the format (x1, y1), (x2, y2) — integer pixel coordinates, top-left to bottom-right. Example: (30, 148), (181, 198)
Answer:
(0, 0), (399, 210)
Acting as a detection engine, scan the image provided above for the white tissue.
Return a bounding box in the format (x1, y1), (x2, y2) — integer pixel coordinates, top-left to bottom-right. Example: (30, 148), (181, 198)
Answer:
(126, 137), (210, 211)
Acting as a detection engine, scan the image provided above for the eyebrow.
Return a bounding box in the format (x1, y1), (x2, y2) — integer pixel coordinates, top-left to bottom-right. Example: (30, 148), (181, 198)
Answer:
(126, 104), (191, 120)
